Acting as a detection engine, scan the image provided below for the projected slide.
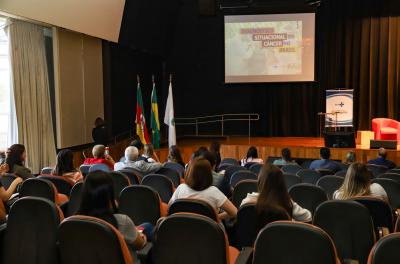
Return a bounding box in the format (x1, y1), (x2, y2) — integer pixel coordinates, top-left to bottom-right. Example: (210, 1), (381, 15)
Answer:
(225, 13), (315, 83)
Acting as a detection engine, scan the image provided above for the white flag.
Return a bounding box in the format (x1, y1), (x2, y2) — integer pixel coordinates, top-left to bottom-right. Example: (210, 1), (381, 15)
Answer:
(164, 81), (176, 147)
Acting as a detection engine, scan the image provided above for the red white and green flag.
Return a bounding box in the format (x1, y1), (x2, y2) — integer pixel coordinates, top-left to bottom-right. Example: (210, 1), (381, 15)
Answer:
(135, 82), (150, 144)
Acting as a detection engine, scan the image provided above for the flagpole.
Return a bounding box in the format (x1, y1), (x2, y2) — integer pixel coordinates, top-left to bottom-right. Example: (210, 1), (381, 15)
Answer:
(137, 74), (140, 84)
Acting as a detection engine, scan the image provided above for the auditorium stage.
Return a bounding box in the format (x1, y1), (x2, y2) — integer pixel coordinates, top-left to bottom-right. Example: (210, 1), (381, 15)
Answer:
(155, 136), (400, 165)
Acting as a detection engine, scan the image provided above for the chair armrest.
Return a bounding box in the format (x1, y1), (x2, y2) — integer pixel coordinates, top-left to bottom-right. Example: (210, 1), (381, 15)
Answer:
(235, 247), (253, 264)
(138, 242), (153, 263)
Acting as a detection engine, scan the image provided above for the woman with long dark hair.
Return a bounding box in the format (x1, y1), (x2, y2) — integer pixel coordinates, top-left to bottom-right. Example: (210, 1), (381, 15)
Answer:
(78, 171), (148, 261)
(166, 145), (185, 167)
(209, 141), (222, 170)
(52, 149), (82, 182)
(241, 164), (311, 224)
(0, 163), (22, 202)
(241, 146), (263, 166)
(5, 144), (32, 179)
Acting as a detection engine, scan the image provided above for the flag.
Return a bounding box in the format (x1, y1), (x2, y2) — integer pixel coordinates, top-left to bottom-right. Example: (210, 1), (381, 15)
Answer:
(164, 81), (176, 147)
(150, 82), (160, 148)
(135, 83), (150, 144)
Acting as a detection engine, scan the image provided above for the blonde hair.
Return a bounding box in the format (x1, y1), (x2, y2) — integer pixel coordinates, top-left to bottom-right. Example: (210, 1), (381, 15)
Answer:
(336, 162), (371, 199)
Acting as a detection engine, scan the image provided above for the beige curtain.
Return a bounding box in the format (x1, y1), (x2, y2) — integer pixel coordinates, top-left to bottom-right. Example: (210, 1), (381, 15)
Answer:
(7, 19), (56, 173)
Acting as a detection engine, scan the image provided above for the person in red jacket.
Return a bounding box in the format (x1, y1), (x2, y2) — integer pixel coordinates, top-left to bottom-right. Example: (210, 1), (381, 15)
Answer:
(83, 145), (115, 170)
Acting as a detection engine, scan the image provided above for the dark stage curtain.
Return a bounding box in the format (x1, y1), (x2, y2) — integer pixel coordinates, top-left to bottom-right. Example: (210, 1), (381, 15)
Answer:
(318, 0), (400, 131)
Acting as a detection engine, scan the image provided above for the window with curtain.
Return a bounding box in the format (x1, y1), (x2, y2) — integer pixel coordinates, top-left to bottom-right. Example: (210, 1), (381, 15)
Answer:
(0, 17), (13, 149)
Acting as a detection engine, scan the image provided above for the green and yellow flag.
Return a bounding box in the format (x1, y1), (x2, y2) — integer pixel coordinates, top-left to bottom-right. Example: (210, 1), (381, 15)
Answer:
(150, 81), (160, 148)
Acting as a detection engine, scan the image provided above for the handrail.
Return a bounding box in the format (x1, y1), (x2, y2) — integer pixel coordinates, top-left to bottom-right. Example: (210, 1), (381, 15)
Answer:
(174, 113), (260, 138)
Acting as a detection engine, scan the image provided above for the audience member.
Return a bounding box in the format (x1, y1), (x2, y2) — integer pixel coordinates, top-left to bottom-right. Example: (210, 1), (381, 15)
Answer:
(114, 146), (162, 174)
(333, 162), (387, 201)
(340, 151), (356, 170)
(241, 146), (263, 166)
(166, 145), (185, 167)
(209, 141), (222, 170)
(241, 164), (312, 223)
(273, 148), (298, 166)
(120, 138), (147, 163)
(367, 147), (396, 169)
(78, 171), (150, 261)
(142, 144), (159, 163)
(0, 163), (23, 202)
(309, 147), (341, 172)
(52, 149), (83, 183)
(201, 151), (224, 189)
(169, 157), (237, 220)
(83, 145), (115, 170)
(92, 117), (108, 145)
(5, 144), (32, 179)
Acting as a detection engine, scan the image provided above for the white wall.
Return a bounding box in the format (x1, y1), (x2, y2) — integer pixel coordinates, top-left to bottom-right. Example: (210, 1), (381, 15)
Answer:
(0, 0), (125, 42)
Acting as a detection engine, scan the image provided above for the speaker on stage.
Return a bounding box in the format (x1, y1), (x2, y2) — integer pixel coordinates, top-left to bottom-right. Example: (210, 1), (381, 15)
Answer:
(370, 140), (397, 150)
(324, 131), (355, 148)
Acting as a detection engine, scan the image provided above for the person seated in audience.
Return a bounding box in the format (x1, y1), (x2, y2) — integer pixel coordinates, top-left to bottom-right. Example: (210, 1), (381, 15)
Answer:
(83, 144), (115, 170)
(114, 146), (162, 174)
(201, 150), (224, 190)
(0, 163), (23, 202)
(5, 144), (32, 179)
(340, 151), (356, 170)
(120, 138), (147, 163)
(241, 164), (312, 222)
(52, 149), (83, 183)
(169, 157), (237, 220)
(92, 117), (108, 146)
(166, 145), (185, 167)
(309, 147), (341, 173)
(142, 144), (159, 163)
(333, 162), (387, 201)
(241, 146), (263, 166)
(273, 148), (298, 166)
(78, 171), (150, 261)
(367, 147), (396, 169)
(209, 141), (222, 170)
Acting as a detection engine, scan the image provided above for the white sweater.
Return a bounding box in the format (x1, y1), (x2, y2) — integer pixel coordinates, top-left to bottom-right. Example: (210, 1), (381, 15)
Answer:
(241, 192), (312, 222)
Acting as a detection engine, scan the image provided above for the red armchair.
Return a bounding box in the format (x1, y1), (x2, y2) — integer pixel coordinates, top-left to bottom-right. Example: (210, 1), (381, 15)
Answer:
(372, 118), (400, 142)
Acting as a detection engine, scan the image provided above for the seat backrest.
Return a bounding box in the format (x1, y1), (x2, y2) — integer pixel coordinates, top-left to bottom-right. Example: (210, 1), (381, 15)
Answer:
(41, 167), (53, 175)
(253, 221), (339, 264)
(297, 169), (322, 184)
(368, 233), (400, 264)
(141, 174), (174, 203)
(152, 213), (230, 264)
(388, 168), (400, 175)
(316, 175), (344, 200)
(221, 158), (239, 166)
(244, 162), (256, 169)
(58, 215), (131, 264)
(119, 185), (161, 225)
(377, 173), (400, 183)
(79, 164), (91, 177)
(117, 169), (141, 184)
(88, 163), (110, 173)
(351, 196), (394, 233)
(282, 164), (302, 174)
(19, 178), (56, 202)
(156, 167), (181, 187)
(371, 178), (400, 209)
(109, 171), (131, 198)
(316, 168), (335, 177)
(37, 175), (74, 196)
(232, 180), (258, 208)
(2, 197), (62, 264)
(168, 198), (219, 222)
(335, 170), (347, 177)
(224, 165), (247, 182)
(249, 163), (263, 174)
(289, 184), (328, 215)
(313, 200), (375, 264)
(66, 182), (83, 217)
(0, 173), (16, 189)
(230, 171), (257, 187)
(235, 204), (290, 249)
(163, 162), (185, 178)
(367, 165), (389, 178)
(217, 163), (232, 172)
(283, 173), (302, 190)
